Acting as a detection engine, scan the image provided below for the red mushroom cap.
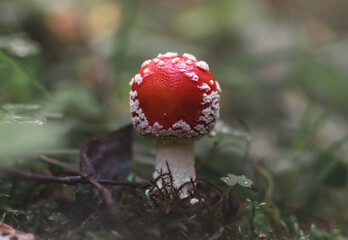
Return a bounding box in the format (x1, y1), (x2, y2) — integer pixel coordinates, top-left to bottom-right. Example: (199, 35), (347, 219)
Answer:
(130, 52), (221, 141)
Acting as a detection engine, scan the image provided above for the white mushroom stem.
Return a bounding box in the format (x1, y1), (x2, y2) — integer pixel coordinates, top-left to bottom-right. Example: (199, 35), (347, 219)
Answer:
(154, 141), (196, 197)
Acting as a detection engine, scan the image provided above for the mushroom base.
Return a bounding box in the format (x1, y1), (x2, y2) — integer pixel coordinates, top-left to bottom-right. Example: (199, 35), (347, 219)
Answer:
(154, 141), (196, 197)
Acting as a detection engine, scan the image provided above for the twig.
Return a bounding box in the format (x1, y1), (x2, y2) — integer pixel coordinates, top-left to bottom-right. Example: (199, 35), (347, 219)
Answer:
(9, 168), (120, 219)
(149, 171), (167, 200)
(195, 178), (223, 197)
(74, 171), (120, 220)
(235, 116), (253, 172)
(208, 226), (224, 240)
(195, 142), (218, 171)
(40, 155), (78, 171)
(166, 161), (174, 188)
(80, 150), (96, 176)
(34, 149), (80, 154)
(250, 199), (256, 239)
(177, 181), (194, 194)
(7, 169), (151, 188)
(9, 168), (130, 221)
(8, 170), (82, 185)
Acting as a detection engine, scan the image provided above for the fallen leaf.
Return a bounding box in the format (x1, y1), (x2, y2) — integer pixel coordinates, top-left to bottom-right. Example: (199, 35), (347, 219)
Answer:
(0, 223), (41, 240)
(76, 124), (133, 200)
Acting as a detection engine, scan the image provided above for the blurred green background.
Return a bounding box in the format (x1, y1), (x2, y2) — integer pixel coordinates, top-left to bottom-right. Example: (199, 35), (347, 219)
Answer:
(1, 0), (348, 237)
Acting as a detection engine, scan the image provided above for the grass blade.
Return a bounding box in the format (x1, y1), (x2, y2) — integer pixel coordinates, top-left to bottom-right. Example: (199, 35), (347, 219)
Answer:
(0, 50), (53, 100)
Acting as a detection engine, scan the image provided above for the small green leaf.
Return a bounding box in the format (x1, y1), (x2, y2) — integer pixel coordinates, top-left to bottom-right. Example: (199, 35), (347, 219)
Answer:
(226, 178), (238, 186)
(227, 173), (236, 179)
(221, 174), (253, 188)
(221, 176), (237, 186)
(237, 175), (253, 188)
(220, 177), (229, 182)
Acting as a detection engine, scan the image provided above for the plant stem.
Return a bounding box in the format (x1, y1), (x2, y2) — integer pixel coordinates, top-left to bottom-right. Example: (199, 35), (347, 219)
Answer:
(154, 141), (195, 193)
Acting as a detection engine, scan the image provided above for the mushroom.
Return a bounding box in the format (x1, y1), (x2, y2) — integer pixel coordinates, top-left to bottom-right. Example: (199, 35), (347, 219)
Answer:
(130, 52), (221, 197)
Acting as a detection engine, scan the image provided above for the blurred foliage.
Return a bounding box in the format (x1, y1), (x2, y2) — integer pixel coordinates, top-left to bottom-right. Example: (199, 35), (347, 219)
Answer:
(0, 103), (65, 163)
(0, 0), (348, 238)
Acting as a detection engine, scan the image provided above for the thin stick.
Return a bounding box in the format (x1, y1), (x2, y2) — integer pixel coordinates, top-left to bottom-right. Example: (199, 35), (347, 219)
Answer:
(8, 170), (82, 185)
(7, 169), (151, 188)
(74, 170), (120, 219)
(195, 142), (218, 170)
(195, 178), (223, 196)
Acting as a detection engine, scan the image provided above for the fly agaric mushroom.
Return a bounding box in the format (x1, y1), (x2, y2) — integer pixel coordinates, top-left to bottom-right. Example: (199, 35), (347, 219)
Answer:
(130, 52), (221, 196)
